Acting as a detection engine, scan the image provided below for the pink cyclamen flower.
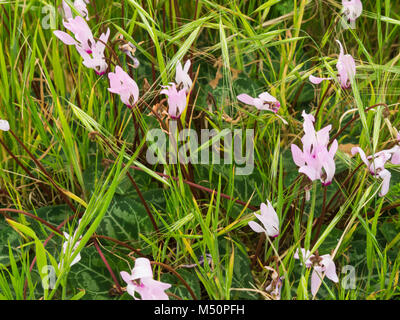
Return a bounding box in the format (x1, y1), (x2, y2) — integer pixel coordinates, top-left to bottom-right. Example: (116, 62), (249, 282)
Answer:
(291, 111), (338, 186)
(294, 249), (339, 296)
(237, 92), (280, 113)
(108, 66), (140, 108)
(0, 119), (10, 131)
(61, 231), (82, 267)
(351, 147), (396, 197)
(63, 0), (90, 21)
(59, 219), (83, 269)
(160, 83), (187, 119)
(175, 60), (192, 92)
(309, 40), (356, 89)
(342, 0), (362, 24)
(76, 28), (110, 75)
(248, 201), (279, 238)
(264, 266), (283, 300)
(54, 16), (109, 75)
(120, 258), (171, 300)
(54, 16), (95, 54)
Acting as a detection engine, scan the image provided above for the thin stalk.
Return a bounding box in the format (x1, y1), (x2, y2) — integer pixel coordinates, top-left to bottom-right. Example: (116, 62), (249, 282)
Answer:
(8, 129), (77, 213)
(102, 159), (258, 211)
(93, 239), (123, 295)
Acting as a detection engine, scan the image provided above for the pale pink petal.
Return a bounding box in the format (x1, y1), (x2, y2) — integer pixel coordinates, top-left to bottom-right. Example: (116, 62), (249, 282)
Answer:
(378, 169), (391, 197)
(258, 91), (278, 103)
(131, 258), (153, 280)
(53, 30), (78, 45)
(248, 221), (265, 234)
(309, 75), (332, 85)
(321, 255), (339, 283)
(291, 144), (305, 167)
(311, 267), (324, 296)
(237, 94), (255, 106)
(351, 147), (370, 167)
(120, 271), (133, 284)
(390, 146), (400, 165)
(329, 139), (338, 158)
(0, 120), (10, 131)
(183, 59), (191, 73)
(299, 165), (319, 182)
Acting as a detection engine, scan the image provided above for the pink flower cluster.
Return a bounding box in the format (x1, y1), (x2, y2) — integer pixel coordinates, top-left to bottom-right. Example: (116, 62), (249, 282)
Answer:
(120, 258), (171, 300)
(291, 111), (338, 187)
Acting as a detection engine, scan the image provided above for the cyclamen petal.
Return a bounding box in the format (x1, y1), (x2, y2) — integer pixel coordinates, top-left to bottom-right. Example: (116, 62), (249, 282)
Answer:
(108, 66), (139, 107)
(131, 258), (153, 280)
(342, 0), (363, 22)
(237, 94), (255, 106)
(351, 147), (369, 166)
(237, 91), (280, 113)
(249, 201), (279, 238)
(161, 83), (187, 119)
(321, 255), (339, 283)
(309, 40), (356, 89)
(352, 146), (394, 197)
(120, 258), (171, 300)
(53, 30), (78, 45)
(309, 75), (332, 85)
(336, 40), (356, 89)
(311, 266), (324, 296)
(292, 111), (337, 187)
(378, 169), (391, 197)
(0, 119), (10, 131)
(175, 60), (193, 91)
(390, 146), (400, 165)
(248, 221), (265, 234)
(293, 248), (313, 268)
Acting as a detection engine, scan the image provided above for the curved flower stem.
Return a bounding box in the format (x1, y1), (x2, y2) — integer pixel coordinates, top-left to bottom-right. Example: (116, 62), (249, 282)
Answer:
(314, 81), (333, 121)
(91, 132), (160, 235)
(23, 210), (83, 299)
(325, 163), (363, 213)
(329, 103), (389, 147)
(93, 238), (123, 295)
(89, 235), (197, 299)
(0, 208), (62, 235)
(102, 159), (258, 211)
(251, 232), (266, 267)
(0, 137), (36, 181)
(91, 234), (146, 257)
(311, 184), (327, 247)
(150, 261), (198, 300)
(8, 129), (77, 214)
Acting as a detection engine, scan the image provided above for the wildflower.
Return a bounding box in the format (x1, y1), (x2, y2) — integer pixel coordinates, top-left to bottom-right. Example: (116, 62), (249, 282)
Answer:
(76, 28), (110, 75)
(54, 16), (95, 54)
(351, 147), (393, 196)
(291, 111), (338, 186)
(175, 60), (192, 92)
(63, 0), (90, 21)
(342, 0), (362, 25)
(54, 16), (110, 74)
(181, 254), (212, 268)
(264, 266), (283, 300)
(160, 83), (187, 119)
(119, 42), (140, 68)
(108, 66), (140, 107)
(0, 119), (10, 131)
(61, 231), (82, 267)
(120, 258), (171, 300)
(248, 201), (279, 238)
(237, 91), (280, 113)
(294, 249), (339, 296)
(309, 40), (356, 89)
